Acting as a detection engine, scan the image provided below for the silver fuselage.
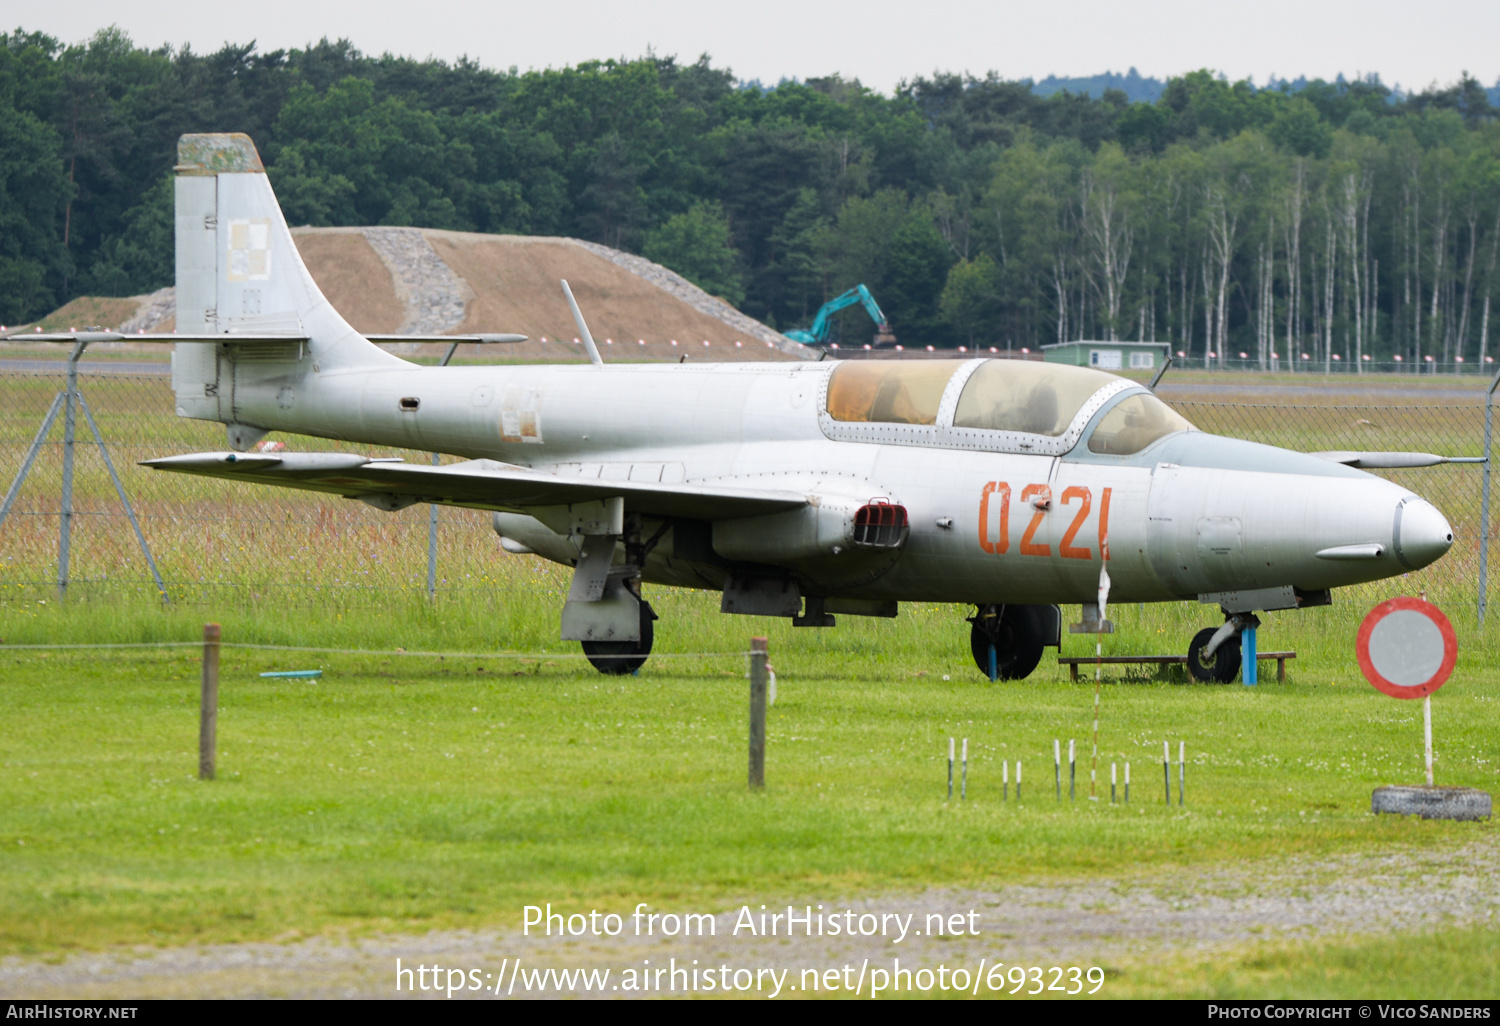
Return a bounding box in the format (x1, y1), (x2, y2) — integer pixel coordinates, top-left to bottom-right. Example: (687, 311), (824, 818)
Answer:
(220, 356), (1454, 606)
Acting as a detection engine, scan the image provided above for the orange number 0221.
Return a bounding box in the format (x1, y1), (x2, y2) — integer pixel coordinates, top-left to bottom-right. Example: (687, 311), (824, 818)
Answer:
(1058, 486), (1092, 560)
(1018, 484), (1051, 557)
(979, 483), (1112, 562)
(978, 481), (1010, 554)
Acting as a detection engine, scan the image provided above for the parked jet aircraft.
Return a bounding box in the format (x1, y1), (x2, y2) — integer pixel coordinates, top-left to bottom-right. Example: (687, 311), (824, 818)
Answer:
(19, 135), (1458, 680)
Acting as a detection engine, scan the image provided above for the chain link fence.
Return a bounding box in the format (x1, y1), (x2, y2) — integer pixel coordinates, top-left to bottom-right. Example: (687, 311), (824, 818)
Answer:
(1, 364), (1493, 617)
(1172, 399), (1491, 615)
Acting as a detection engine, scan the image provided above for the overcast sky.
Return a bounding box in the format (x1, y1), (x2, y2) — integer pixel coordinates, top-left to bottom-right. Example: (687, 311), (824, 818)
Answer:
(16, 0), (1500, 94)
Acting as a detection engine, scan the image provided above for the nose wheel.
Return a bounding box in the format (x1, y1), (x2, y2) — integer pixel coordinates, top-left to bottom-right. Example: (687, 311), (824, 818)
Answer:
(1186, 611), (1259, 683)
(1186, 626), (1241, 683)
(967, 605), (1046, 681)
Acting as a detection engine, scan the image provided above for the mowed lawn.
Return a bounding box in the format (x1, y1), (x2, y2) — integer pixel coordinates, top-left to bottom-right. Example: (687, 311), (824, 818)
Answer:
(1, 581), (1496, 961)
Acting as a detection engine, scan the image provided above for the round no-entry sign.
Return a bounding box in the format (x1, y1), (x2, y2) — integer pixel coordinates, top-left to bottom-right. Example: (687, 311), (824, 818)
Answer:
(1356, 597), (1457, 699)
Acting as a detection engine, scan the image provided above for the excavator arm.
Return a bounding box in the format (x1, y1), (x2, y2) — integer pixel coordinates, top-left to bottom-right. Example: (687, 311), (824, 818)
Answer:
(785, 285), (894, 346)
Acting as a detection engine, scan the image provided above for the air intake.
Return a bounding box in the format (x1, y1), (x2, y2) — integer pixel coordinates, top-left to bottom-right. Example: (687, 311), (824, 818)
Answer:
(853, 501), (909, 549)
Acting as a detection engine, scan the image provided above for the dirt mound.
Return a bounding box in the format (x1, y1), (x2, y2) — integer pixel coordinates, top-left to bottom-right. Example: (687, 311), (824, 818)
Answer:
(18, 229), (810, 364)
(7, 296), (146, 334)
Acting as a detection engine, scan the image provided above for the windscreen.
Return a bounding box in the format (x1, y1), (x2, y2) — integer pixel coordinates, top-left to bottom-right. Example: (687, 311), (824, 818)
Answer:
(825, 360), (964, 425)
(1087, 392), (1196, 454)
(953, 360), (1119, 436)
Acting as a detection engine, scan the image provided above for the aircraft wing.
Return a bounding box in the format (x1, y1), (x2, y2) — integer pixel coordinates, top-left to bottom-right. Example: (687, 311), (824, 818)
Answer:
(140, 452), (808, 520)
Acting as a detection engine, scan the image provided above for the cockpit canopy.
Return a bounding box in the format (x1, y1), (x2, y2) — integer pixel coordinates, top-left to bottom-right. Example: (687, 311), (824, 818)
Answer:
(822, 358), (1193, 456)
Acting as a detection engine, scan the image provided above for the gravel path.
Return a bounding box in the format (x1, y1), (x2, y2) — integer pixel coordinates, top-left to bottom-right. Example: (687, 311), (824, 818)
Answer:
(2, 840), (1494, 998)
(361, 228), (474, 338)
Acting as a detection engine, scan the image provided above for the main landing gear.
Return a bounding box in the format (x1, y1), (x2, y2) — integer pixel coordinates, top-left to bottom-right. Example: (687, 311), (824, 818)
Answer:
(582, 589), (657, 675)
(967, 604), (1049, 681)
(1186, 612), (1260, 683)
(564, 513), (669, 676)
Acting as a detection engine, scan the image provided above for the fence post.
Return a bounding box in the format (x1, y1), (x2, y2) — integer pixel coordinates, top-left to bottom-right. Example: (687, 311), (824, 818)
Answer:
(1481, 369), (1500, 625)
(426, 341), (463, 599)
(748, 636), (767, 789)
(199, 623), (221, 780)
(427, 453), (440, 598)
(57, 340), (86, 598)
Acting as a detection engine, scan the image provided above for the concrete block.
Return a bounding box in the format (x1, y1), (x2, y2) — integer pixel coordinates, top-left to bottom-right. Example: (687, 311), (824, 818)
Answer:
(1372, 785), (1491, 821)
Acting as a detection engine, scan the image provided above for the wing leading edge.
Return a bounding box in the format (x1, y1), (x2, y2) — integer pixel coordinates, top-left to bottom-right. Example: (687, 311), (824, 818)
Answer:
(140, 452), (808, 520)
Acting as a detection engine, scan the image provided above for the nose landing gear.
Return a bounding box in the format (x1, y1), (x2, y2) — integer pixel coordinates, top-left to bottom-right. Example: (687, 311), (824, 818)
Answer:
(1186, 613), (1260, 683)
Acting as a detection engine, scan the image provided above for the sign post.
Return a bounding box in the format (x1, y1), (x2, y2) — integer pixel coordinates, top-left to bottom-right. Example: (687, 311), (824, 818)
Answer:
(1357, 597), (1490, 821)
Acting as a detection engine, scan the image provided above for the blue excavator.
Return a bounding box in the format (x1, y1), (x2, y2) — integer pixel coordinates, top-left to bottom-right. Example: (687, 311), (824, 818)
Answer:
(784, 284), (897, 347)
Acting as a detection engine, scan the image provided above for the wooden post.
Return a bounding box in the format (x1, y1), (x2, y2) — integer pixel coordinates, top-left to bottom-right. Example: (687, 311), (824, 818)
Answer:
(200, 623), (220, 781)
(748, 636), (767, 790)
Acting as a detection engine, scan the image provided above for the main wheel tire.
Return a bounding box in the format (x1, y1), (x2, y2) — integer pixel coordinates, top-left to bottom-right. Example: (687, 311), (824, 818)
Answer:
(968, 605), (1046, 681)
(582, 599), (657, 675)
(1187, 626), (1241, 683)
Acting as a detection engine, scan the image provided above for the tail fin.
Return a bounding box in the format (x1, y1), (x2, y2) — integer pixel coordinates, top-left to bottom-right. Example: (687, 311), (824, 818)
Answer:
(171, 133), (403, 421)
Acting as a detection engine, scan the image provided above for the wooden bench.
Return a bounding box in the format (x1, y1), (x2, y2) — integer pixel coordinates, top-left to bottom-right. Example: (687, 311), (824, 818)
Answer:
(1058, 651), (1296, 682)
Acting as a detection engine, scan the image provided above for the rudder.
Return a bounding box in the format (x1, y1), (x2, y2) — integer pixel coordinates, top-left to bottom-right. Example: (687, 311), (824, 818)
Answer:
(171, 133), (403, 423)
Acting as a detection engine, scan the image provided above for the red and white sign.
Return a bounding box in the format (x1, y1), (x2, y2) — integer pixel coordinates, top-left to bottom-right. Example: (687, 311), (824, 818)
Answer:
(1356, 597), (1457, 699)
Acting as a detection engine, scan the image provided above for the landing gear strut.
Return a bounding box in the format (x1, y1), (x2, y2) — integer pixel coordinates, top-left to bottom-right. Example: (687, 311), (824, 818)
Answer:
(575, 515), (669, 676)
(1186, 612), (1259, 683)
(967, 604), (1047, 681)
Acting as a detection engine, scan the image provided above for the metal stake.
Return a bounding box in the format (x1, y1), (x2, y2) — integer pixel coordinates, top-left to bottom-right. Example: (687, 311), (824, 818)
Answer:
(1424, 695), (1434, 787)
(961, 738), (968, 800)
(1053, 739), (1061, 800)
(947, 737), (954, 800)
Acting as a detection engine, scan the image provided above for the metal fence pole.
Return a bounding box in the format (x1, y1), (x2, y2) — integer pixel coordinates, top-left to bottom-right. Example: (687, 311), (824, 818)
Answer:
(1481, 369), (1500, 625)
(426, 340), (463, 599)
(427, 452), (440, 598)
(0, 392), (64, 530)
(78, 392), (169, 603)
(57, 340), (87, 598)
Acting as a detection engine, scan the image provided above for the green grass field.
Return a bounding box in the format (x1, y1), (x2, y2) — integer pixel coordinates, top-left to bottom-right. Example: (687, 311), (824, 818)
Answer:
(1, 571), (1496, 997)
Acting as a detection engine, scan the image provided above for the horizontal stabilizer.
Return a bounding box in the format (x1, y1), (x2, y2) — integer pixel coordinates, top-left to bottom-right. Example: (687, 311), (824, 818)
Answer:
(141, 451), (808, 521)
(5, 331), (525, 345)
(365, 334), (528, 344)
(4, 331), (308, 345)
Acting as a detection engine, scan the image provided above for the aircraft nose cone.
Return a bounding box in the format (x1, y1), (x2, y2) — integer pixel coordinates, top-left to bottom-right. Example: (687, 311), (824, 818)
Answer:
(1394, 497), (1454, 570)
